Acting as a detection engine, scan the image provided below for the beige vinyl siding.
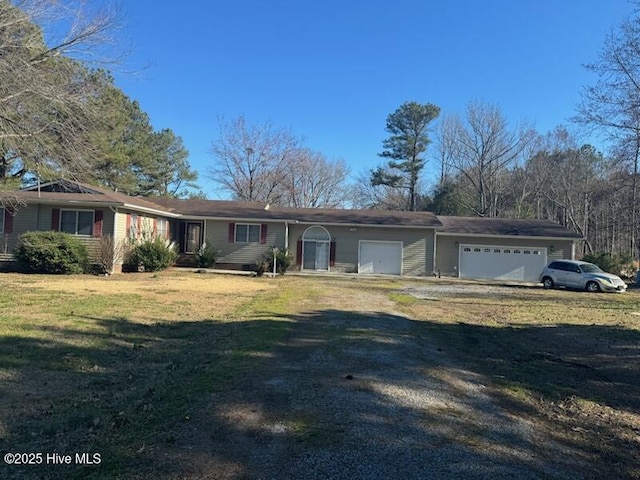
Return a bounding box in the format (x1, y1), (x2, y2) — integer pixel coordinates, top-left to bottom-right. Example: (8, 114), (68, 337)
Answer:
(288, 224), (435, 276)
(435, 235), (575, 277)
(204, 220), (286, 266)
(1, 204), (116, 263)
(1, 204), (40, 253)
(114, 209), (130, 244)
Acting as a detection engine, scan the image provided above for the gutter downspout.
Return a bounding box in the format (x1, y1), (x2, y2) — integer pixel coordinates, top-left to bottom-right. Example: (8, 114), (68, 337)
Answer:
(109, 206), (118, 274)
(203, 219), (207, 249)
(432, 230), (437, 276)
(284, 221), (289, 251)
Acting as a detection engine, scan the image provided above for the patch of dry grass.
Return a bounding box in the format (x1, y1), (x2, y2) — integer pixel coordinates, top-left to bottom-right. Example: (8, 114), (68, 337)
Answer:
(0, 270), (291, 479)
(392, 281), (640, 479)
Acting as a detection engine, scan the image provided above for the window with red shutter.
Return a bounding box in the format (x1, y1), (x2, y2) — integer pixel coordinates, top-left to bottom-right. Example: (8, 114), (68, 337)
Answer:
(51, 208), (60, 231)
(260, 224), (268, 244)
(3, 208), (13, 234)
(296, 240), (303, 265)
(228, 223), (235, 243)
(329, 241), (336, 267)
(93, 210), (103, 238)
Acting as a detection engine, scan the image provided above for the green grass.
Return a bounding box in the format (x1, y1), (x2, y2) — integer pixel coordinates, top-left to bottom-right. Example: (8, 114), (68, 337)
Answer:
(0, 273), (298, 479)
(392, 284), (640, 479)
(387, 292), (417, 304)
(2, 273), (639, 479)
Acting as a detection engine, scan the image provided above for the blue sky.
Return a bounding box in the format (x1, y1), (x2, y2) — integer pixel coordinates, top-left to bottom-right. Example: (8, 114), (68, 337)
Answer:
(114, 1), (633, 198)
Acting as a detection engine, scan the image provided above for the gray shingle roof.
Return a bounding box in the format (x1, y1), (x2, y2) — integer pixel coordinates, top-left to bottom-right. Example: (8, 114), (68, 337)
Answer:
(19, 181), (177, 214)
(150, 198), (442, 227)
(437, 216), (582, 239)
(17, 181), (580, 237)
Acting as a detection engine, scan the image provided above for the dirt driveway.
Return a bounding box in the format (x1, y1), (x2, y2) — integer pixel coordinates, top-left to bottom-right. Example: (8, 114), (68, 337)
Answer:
(163, 282), (588, 480)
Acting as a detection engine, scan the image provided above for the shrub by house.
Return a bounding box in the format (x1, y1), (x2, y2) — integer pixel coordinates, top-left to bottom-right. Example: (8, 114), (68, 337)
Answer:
(14, 231), (89, 274)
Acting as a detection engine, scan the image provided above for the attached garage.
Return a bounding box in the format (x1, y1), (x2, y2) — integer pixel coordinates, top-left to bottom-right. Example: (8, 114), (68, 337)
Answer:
(359, 241), (402, 275)
(459, 244), (547, 282)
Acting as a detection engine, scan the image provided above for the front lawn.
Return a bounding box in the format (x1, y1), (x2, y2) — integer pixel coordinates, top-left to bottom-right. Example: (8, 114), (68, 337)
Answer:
(0, 272), (294, 479)
(0, 272), (638, 479)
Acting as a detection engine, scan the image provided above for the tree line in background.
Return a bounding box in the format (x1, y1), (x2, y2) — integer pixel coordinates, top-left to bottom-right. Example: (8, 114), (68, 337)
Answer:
(208, 2), (640, 262)
(0, 0), (200, 199)
(3, 0), (640, 261)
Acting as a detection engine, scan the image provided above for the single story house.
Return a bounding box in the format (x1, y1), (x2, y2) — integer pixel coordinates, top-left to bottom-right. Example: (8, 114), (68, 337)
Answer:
(0, 180), (581, 281)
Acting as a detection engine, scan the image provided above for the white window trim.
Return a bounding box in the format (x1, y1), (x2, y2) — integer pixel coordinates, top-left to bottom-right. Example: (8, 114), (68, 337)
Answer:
(302, 225), (331, 242)
(157, 218), (168, 238)
(234, 223), (261, 243)
(60, 209), (94, 236)
(129, 214), (139, 239)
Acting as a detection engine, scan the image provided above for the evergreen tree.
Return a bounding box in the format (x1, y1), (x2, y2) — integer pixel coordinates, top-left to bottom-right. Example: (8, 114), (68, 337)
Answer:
(371, 101), (440, 211)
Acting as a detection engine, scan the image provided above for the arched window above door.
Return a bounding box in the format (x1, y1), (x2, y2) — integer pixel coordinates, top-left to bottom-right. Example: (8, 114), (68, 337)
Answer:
(302, 225), (330, 241)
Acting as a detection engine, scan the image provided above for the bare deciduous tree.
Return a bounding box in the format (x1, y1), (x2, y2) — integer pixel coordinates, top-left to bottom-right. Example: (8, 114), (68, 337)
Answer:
(282, 150), (349, 208)
(352, 169), (429, 210)
(209, 116), (350, 207)
(445, 101), (535, 217)
(0, 0), (123, 202)
(575, 4), (640, 258)
(209, 116), (300, 203)
(431, 114), (458, 189)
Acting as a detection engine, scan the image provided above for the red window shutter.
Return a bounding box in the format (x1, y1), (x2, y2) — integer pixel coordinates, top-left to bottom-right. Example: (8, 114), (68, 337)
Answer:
(125, 213), (131, 237)
(296, 240), (303, 265)
(51, 208), (60, 231)
(260, 224), (268, 244)
(93, 210), (103, 238)
(4, 209), (13, 234)
(329, 241), (336, 267)
(153, 218), (158, 237)
(178, 222), (186, 253)
(228, 223), (235, 243)
(136, 215), (142, 239)
(166, 220), (171, 239)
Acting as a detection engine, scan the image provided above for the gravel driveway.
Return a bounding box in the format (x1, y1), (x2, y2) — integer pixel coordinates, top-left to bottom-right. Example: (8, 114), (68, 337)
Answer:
(402, 282), (533, 300)
(169, 286), (585, 480)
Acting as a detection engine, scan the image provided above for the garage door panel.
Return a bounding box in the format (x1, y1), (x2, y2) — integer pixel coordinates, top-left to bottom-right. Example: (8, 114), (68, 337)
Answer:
(459, 245), (546, 282)
(359, 241), (402, 275)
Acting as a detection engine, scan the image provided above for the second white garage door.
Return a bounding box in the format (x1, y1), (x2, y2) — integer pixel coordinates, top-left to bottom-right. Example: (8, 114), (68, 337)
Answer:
(459, 245), (547, 282)
(359, 241), (402, 275)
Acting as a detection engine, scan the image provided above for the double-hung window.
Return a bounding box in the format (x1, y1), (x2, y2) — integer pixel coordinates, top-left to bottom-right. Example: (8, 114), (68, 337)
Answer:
(157, 218), (168, 238)
(129, 214), (139, 239)
(60, 210), (93, 235)
(235, 224), (260, 243)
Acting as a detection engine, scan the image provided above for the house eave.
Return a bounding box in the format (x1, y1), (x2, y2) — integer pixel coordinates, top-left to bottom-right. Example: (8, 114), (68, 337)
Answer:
(17, 197), (179, 218)
(435, 231), (582, 241)
(178, 215), (439, 229)
(20, 198), (123, 208)
(121, 203), (180, 218)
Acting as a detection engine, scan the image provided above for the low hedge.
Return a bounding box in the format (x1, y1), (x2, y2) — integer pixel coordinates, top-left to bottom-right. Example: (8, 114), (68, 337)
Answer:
(14, 231), (89, 274)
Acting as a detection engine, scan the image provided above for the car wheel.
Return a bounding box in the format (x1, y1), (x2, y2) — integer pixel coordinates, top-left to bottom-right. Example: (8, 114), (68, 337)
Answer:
(586, 281), (601, 293)
(542, 277), (554, 289)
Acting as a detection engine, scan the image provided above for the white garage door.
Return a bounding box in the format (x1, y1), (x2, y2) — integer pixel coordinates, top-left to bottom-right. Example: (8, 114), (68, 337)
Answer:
(359, 241), (402, 275)
(459, 245), (547, 282)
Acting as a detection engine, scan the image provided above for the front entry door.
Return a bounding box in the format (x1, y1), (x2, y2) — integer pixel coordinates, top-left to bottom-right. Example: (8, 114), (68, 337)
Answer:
(185, 222), (202, 254)
(303, 241), (329, 270)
